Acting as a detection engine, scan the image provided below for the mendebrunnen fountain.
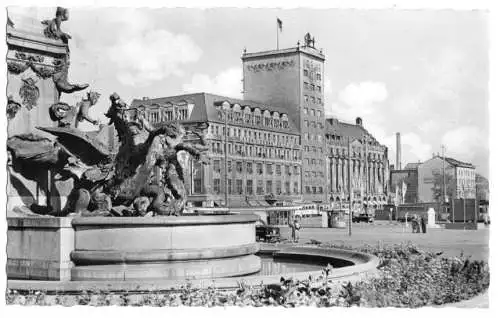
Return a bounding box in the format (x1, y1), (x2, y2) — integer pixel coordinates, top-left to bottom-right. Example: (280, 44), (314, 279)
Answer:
(6, 8), (378, 292)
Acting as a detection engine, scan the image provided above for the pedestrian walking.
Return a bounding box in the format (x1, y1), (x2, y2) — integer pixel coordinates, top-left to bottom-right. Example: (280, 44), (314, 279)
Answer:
(421, 216), (427, 234)
(290, 220), (296, 243)
(410, 214), (416, 233)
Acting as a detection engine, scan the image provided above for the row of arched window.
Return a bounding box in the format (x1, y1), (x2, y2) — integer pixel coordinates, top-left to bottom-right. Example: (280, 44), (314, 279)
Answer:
(215, 101), (290, 130)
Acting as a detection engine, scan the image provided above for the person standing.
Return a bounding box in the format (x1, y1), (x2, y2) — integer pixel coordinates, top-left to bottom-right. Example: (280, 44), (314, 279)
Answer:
(421, 215), (427, 234)
(290, 219), (296, 243)
(293, 218), (301, 243)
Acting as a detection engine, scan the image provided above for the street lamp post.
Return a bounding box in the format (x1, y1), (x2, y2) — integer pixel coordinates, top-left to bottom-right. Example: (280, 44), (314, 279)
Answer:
(223, 109), (228, 208)
(347, 136), (352, 236)
(462, 184), (466, 228)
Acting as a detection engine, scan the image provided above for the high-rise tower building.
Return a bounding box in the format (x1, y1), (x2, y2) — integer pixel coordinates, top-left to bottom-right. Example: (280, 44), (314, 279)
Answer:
(242, 34), (327, 203)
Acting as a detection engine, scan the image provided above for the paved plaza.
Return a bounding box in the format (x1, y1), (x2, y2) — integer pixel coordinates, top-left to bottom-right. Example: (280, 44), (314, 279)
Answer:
(278, 221), (490, 261)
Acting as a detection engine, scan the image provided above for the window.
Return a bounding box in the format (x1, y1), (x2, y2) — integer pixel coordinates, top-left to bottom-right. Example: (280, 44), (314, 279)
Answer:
(285, 165), (290, 175)
(303, 107), (308, 115)
(227, 179), (232, 195)
(257, 180), (264, 195)
(227, 160), (232, 172)
(304, 120), (309, 128)
(214, 179), (221, 194)
(276, 181), (282, 194)
(317, 86), (321, 93)
(246, 180), (253, 195)
(236, 179), (243, 194)
(294, 182), (299, 194)
(304, 95), (309, 103)
(303, 69), (308, 77)
(303, 82), (308, 90)
(318, 98), (322, 105)
(276, 164), (281, 176)
(247, 162), (253, 174)
(285, 181), (290, 194)
(257, 163), (263, 175)
(305, 186), (311, 194)
(255, 116), (261, 125)
(312, 186), (317, 194)
(193, 162), (203, 194)
(311, 97), (316, 104)
(236, 161), (243, 173)
(316, 73), (321, 81)
(294, 166), (299, 175)
(266, 164), (273, 175)
(266, 180), (273, 194)
(214, 160), (221, 173)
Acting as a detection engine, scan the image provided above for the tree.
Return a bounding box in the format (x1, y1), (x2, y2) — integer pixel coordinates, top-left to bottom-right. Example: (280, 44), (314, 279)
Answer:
(476, 174), (489, 201)
(431, 171), (455, 202)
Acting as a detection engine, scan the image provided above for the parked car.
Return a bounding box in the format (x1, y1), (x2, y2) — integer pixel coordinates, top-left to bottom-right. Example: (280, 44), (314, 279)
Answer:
(352, 213), (374, 223)
(255, 220), (281, 243)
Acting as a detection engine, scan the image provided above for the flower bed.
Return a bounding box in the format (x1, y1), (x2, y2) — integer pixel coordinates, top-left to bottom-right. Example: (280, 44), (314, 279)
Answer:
(6, 242), (489, 307)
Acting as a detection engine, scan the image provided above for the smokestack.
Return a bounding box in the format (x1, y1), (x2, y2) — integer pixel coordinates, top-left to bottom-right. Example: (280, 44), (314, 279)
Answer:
(396, 132), (401, 170)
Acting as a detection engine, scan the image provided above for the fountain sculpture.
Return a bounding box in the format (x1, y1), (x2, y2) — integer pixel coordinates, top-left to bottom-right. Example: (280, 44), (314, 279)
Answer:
(6, 7), (260, 282)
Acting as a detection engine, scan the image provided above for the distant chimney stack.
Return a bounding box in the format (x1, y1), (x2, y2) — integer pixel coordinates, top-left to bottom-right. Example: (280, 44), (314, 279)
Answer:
(396, 132), (401, 170)
(355, 117), (363, 127)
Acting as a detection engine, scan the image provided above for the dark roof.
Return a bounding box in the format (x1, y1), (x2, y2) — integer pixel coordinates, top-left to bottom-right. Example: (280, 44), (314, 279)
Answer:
(325, 117), (384, 147)
(130, 92), (300, 135)
(442, 156), (475, 169)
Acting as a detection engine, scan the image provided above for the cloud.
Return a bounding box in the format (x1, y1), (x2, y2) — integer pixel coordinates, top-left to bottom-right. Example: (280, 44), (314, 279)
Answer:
(442, 126), (488, 160)
(109, 29), (202, 87)
(182, 67), (242, 98)
(339, 81), (388, 108)
(400, 132), (433, 162)
(333, 81), (388, 122)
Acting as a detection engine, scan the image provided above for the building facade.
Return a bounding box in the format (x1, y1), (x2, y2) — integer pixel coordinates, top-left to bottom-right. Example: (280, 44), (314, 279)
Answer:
(325, 117), (390, 211)
(129, 34), (390, 208)
(417, 156), (476, 203)
(130, 93), (302, 208)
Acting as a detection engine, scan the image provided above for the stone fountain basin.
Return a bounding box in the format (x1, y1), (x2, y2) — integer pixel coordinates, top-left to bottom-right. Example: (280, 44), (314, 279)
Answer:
(8, 246), (379, 292)
(8, 214), (379, 292)
(7, 214), (260, 281)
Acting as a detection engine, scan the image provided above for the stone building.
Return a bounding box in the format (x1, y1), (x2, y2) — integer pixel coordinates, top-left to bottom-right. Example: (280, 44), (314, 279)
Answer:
(130, 34), (390, 208)
(325, 117), (390, 211)
(130, 93), (302, 208)
(417, 155), (476, 203)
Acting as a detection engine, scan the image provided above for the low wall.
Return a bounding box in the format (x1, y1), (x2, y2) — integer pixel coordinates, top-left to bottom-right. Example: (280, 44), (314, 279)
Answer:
(445, 223), (481, 230)
(8, 246), (380, 292)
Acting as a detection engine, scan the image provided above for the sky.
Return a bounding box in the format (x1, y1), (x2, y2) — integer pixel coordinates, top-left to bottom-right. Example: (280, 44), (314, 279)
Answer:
(7, 7), (490, 176)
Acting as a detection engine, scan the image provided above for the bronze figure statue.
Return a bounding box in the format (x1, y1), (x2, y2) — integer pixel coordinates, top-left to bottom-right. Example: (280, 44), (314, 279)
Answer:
(41, 7), (71, 43)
